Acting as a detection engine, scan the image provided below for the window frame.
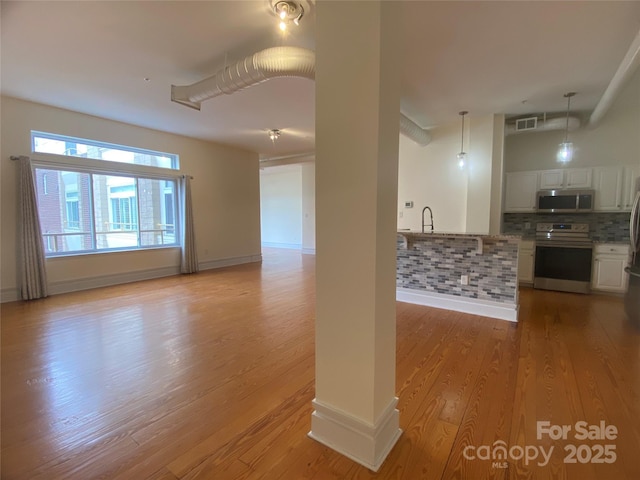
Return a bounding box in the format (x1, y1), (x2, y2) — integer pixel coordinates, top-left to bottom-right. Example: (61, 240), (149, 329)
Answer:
(31, 130), (179, 170)
(32, 157), (181, 258)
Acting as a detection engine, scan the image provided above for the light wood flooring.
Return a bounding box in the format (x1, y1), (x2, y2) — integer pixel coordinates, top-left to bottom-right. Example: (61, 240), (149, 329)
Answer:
(1, 248), (639, 479)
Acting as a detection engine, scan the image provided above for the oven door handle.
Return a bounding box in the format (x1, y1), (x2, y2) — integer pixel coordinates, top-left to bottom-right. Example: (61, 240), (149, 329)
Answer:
(536, 242), (593, 249)
(625, 266), (640, 278)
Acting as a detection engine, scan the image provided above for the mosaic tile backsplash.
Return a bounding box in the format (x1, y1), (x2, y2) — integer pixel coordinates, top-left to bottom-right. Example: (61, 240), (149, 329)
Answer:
(503, 212), (630, 242)
(397, 236), (518, 305)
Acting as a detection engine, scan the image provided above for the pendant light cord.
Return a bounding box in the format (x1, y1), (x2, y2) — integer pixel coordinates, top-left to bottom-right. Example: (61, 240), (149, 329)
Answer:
(563, 92), (575, 144)
(564, 95), (570, 143)
(459, 111), (468, 153)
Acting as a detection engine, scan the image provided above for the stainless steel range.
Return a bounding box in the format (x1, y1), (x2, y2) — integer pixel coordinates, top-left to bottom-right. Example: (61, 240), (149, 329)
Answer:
(534, 223), (593, 294)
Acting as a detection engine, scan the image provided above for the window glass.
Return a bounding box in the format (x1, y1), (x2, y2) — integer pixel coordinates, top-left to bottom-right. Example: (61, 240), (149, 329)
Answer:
(93, 175), (139, 250)
(34, 169), (178, 256)
(139, 179), (177, 247)
(35, 169), (94, 254)
(32, 131), (179, 170)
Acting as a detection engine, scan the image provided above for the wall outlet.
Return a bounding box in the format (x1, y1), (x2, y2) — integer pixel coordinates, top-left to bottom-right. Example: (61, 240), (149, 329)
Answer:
(399, 211), (403, 218)
(461, 274), (469, 285)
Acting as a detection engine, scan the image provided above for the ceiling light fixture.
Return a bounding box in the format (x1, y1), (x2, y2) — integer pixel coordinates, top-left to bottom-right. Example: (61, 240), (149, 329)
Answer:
(268, 129), (281, 143)
(557, 92), (576, 163)
(457, 111), (468, 169)
(272, 1), (304, 31)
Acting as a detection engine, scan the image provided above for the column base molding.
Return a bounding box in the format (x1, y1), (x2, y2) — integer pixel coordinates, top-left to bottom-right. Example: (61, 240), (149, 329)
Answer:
(308, 396), (402, 472)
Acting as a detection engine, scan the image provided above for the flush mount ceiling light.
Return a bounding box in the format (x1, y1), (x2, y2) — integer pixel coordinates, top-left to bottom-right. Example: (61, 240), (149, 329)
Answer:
(272, 0), (304, 31)
(457, 111), (468, 169)
(557, 92), (576, 163)
(268, 129), (281, 143)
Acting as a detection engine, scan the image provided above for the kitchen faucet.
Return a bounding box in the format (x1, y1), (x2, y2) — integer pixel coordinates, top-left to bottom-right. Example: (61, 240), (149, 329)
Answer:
(422, 206), (434, 233)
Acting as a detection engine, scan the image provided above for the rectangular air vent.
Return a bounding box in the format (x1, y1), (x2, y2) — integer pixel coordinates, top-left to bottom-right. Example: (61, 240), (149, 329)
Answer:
(515, 117), (538, 131)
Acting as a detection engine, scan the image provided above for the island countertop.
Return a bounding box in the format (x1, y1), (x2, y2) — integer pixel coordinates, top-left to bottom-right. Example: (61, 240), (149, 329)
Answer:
(397, 230), (522, 241)
(397, 230), (521, 253)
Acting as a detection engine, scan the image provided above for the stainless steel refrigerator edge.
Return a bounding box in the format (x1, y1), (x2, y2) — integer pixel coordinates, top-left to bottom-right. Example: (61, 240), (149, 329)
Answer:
(624, 177), (640, 328)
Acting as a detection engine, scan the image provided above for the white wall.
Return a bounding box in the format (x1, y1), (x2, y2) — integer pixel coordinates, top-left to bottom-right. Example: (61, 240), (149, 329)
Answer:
(466, 115), (496, 233)
(490, 115), (506, 234)
(259, 165), (303, 248)
(398, 114), (503, 234)
(1, 96), (261, 301)
(397, 124), (468, 233)
(301, 163), (316, 253)
(505, 67), (640, 172)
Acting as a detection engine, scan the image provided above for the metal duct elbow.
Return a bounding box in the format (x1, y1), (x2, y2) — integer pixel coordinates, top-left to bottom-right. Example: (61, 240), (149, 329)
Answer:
(171, 46), (315, 110)
(172, 46), (432, 146)
(399, 113), (431, 146)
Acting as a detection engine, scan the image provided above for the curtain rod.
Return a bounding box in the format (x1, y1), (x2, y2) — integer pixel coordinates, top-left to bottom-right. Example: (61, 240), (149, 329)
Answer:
(10, 155), (29, 161)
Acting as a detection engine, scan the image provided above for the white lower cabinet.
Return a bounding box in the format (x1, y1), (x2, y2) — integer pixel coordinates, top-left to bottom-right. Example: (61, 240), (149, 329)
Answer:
(591, 244), (630, 293)
(518, 240), (535, 284)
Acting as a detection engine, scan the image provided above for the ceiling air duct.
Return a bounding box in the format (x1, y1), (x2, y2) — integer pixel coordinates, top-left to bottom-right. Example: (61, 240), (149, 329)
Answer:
(505, 116), (580, 136)
(172, 46), (432, 146)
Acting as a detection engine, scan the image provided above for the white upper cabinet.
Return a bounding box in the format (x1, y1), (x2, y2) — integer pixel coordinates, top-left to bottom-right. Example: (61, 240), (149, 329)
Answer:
(538, 169), (564, 189)
(593, 167), (623, 211)
(565, 168), (592, 189)
(505, 172), (539, 212)
(622, 165), (640, 211)
(538, 168), (592, 190)
(503, 165), (636, 213)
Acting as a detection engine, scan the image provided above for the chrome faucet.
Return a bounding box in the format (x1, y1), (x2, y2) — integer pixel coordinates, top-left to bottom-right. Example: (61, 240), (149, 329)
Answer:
(422, 206), (434, 233)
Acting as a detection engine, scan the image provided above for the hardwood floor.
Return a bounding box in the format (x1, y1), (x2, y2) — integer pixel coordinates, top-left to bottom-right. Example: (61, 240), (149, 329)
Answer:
(1, 248), (639, 479)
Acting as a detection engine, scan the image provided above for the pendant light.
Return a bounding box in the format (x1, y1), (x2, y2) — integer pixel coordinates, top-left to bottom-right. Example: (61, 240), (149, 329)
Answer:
(557, 92), (576, 163)
(457, 111), (468, 169)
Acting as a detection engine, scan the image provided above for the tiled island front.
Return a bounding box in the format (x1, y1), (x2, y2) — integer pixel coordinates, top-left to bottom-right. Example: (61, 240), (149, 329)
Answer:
(396, 232), (521, 321)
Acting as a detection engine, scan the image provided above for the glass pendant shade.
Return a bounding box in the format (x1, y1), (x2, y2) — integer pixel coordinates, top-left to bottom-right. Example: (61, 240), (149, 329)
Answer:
(457, 152), (467, 169)
(557, 92), (576, 163)
(557, 141), (573, 163)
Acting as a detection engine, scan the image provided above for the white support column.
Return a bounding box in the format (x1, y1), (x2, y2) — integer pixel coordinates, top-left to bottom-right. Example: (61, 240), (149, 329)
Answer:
(309, 1), (402, 472)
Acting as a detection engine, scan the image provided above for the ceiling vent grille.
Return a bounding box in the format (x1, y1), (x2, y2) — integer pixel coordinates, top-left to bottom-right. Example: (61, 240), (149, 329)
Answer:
(515, 117), (538, 131)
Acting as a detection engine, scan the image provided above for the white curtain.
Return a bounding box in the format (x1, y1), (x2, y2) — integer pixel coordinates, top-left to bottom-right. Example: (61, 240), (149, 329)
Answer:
(179, 175), (198, 274)
(18, 156), (49, 300)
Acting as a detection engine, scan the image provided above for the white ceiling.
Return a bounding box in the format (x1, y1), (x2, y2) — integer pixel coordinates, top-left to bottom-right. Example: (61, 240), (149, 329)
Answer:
(2, 1), (640, 158)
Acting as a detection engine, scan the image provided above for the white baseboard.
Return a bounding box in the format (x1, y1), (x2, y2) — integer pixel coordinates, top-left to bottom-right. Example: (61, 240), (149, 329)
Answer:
(302, 248), (316, 255)
(396, 287), (518, 322)
(199, 254), (262, 271)
(308, 397), (402, 472)
(48, 266), (181, 296)
(1, 287), (19, 303)
(1, 254), (263, 303)
(261, 242), (302, 250)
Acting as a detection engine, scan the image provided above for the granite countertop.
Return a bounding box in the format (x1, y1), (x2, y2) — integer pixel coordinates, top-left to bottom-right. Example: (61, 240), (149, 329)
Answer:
(512, 238), (630, 245)
(592, 240), (631, 245)
(397, 230), (521, 240)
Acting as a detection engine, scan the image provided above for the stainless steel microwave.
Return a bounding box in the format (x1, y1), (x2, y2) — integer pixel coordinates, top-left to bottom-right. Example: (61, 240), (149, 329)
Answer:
(537, 190), (595, 213)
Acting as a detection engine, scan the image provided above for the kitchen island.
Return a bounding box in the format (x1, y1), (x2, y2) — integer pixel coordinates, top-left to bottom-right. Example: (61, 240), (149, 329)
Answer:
(397, 231), (521, 321)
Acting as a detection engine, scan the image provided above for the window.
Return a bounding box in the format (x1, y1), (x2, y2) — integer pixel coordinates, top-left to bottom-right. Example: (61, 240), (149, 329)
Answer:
(32, 131), (179, 170)
(65, 193), (80, 230)
(32, 133), (180, 256)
